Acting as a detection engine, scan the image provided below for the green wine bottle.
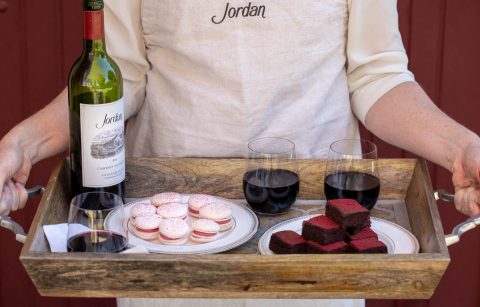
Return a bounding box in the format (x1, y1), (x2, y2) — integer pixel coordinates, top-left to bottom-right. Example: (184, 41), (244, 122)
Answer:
(68, 0), (125, 200)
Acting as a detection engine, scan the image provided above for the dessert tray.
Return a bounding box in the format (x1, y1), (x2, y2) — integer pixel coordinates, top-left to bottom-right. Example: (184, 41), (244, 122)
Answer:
(258, 214), (420, 255)
(105, 196), (259, 254)
(7, 158), (463, 299)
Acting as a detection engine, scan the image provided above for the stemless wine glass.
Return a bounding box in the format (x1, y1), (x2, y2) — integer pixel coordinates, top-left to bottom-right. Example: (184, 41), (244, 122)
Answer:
(243, 137), (299, 215)
(324, 139), (380, 210)
(67, 192), (128, 253)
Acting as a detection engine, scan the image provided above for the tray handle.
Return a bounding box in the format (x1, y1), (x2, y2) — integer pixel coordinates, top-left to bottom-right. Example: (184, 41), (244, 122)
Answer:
(434, 189), (480, 246)
(0, 185), (45, 244)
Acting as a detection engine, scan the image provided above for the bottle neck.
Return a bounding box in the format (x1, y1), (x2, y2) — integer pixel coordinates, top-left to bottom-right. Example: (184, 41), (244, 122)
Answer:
(83, 9), (105, 53)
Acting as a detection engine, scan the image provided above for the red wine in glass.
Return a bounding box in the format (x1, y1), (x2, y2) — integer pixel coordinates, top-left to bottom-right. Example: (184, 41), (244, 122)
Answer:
(324, 139), (380, 210)
(67, 230), (127, 253)
(243, 137), (299, 215)
(67, 192), (127, 253)
(324, 171), (380, 210)
(243, 168), (299, 215)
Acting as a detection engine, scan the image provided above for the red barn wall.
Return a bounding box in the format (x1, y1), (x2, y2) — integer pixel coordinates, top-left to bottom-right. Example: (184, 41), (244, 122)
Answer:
(0, 1), (478, 306)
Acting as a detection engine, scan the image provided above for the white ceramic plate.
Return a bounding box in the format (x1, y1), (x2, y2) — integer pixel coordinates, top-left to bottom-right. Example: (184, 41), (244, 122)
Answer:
(105, 195), (259, 254)
(258, 214), (420, 255)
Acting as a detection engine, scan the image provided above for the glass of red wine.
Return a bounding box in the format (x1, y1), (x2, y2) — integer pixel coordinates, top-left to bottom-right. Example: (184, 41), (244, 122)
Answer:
(67, 192), (128, 253)
(243, 137), (299, 215)
(324, 139), (380, 210)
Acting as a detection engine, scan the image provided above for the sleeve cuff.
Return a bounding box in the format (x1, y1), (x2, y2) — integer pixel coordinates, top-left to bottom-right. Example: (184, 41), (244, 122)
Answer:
(351, 72), (415, 124)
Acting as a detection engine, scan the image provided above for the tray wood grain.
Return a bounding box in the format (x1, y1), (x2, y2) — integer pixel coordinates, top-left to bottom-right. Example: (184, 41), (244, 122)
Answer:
(20, 158), (449, 299)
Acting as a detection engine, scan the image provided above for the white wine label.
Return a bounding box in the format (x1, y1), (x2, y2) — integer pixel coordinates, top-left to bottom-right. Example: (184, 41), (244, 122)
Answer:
(80, 98), (125, 187)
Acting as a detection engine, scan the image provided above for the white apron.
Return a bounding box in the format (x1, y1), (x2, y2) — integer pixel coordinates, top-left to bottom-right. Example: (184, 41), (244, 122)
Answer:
(124, 0), (359, 158)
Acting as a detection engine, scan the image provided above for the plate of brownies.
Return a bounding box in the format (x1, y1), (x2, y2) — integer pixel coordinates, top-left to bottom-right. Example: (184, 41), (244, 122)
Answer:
(259, 199), (420, 255)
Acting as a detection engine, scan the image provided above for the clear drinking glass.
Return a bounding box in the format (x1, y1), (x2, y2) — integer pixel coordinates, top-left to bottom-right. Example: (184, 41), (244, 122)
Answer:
(242, 137), (299, 215)
(67, 192), (128, 253)
(324, 139), (380, 210)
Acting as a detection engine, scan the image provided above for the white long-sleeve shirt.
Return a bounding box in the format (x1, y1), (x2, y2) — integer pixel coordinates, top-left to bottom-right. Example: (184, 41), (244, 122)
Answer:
(104, 0), (414, 159)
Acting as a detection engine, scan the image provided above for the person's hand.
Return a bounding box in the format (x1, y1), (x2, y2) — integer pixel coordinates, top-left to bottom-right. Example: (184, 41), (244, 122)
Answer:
(452, 142), (480, 217)
(0, 138), (31, 215)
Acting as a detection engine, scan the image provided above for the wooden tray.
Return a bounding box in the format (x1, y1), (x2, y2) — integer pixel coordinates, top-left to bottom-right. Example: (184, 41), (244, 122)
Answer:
(19, 158), (449, 299)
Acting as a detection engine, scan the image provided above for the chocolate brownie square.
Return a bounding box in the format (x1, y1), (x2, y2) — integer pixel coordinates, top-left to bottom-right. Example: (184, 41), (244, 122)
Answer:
(307, 240), (349, 254)
(326, 199), (370, 229)
(346, 220), (371, 235)
(346, 227), (378, 242)
(349, 237), (388, 254)
(269, 230), (307, 254)
(301, 215), (346, 245)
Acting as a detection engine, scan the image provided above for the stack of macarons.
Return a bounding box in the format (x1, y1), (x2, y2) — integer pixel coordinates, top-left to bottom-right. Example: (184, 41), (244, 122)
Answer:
(151, 192), (188, 220)
(150, 192), (189, 244)
(129, 202), (163, 240)
(188, 194), (216, 218)
(128, 192), (234, 245)
(198, 203), (234, 232)
(129, 199), (190, 245)
(187, 194), (234, 232)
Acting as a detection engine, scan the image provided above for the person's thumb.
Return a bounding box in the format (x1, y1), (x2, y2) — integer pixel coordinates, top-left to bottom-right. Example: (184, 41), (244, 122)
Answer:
(9, 152), (31, 186)
(463, 144), (480, 183)
(16, 182), (28, 210)
(0, 164), (9, 201)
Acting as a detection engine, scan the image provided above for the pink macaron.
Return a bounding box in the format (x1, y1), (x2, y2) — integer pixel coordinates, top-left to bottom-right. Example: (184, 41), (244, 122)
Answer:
(156, 202), (188, 220)
(151, 192), (183, 207)
(188, 194), (217, 218)
(158, 218), (190, 245)
(131, 214), (163, 240)
(130, 203), (157, 219)
(190, 219), (220, 243)
(199, 203), (234, 232)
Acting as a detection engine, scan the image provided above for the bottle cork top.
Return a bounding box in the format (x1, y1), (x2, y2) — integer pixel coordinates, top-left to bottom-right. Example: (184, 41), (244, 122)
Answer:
(83, 0), (103, 11)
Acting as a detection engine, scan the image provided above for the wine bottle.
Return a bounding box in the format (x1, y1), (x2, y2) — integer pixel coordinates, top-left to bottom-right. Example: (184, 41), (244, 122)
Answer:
(68, 0), (125, 200)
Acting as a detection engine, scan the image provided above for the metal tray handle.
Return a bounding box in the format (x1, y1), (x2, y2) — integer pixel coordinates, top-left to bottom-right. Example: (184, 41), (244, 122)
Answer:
(434, 189), (480, 246)
(0, 186), (45, 244)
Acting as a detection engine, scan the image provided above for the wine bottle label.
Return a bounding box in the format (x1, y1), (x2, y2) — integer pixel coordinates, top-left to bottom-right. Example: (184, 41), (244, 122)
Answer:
(80, 98), (125, 188)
